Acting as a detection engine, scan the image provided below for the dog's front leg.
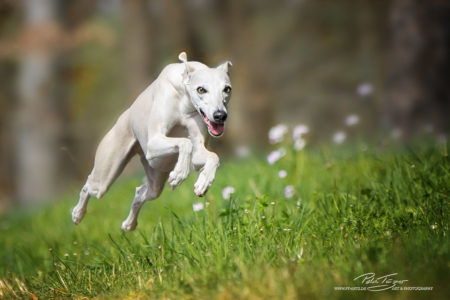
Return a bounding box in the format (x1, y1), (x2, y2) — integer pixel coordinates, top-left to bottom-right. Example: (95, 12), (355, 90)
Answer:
(192, 145), (219, 197)
(146, 135), (193, 188)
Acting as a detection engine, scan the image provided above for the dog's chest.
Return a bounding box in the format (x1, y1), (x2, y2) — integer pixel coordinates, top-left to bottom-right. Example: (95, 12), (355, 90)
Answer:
(167, 124), (189, 138)
(146, 125), (188, 172)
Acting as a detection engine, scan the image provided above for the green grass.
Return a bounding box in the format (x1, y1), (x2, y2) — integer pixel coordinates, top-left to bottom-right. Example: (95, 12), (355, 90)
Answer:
(0, 142), (449, 299)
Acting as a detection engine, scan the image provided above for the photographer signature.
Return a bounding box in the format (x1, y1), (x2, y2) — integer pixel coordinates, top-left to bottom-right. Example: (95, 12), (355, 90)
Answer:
(354, 273), (408, 291)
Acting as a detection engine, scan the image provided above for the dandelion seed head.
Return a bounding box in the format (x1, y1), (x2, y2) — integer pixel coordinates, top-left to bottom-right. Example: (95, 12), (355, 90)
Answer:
(267, 148), (286, 165)
(235, 145), (250, 158)
(333, 131), (347, 144)
(356, 82), (373, 97)
(278, 170), (287, 178)
(284, 185), (295, 198)
(391, 128), (402, 139)
(292, 124), (309, 140)
(193, 202), (204, 212)
(422, 124), (433, 133)
(294, 138), (306, 151)
(437, 134), (447, 144)
(268, 124), (288, 144)
(222, 186), (235, 200)
(345, 114), (359, 126)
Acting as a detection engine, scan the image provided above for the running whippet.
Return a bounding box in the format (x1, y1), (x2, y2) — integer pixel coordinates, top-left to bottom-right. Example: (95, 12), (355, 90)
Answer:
(72, 52), (232, 231)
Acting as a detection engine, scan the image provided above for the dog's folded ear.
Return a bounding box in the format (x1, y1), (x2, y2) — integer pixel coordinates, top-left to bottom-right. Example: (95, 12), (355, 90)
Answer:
(178, 51), (196, 84)
(178, 52), (188, 63)
(217, 61), (232, 75)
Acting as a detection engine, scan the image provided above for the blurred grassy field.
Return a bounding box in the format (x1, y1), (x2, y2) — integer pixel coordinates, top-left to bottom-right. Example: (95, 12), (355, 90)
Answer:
(0, 142), (448, 299)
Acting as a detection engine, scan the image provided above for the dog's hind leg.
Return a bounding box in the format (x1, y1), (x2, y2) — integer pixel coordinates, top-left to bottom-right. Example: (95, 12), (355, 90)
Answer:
(72, 184), (91, 225)
(121, 157), (169, 231)
(72, 109), (137, 225)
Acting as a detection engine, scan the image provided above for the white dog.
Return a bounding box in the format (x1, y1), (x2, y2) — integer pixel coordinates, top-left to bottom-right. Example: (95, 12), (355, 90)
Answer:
(72, 52), (232, 231)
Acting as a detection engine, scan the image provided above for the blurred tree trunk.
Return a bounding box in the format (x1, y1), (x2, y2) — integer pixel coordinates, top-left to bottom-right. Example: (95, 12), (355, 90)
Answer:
(162, 0), (191, 55)
(386, 0), (450, 137)
(218, 0), (275, 148)
(0, 2), (17, 209)
(0, 60), (15, 209)
(123, 0), (152, 101)
(15, 0), (65, 203)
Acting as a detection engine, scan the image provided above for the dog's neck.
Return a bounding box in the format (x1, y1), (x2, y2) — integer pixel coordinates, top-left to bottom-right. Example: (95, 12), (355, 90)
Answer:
(179, 89), (198, 116)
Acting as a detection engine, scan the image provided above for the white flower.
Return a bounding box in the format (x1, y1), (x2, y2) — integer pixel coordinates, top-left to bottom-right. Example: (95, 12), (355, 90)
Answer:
(267, 148), (286, 165)
(278, 170), (287, 178)
(356, 82), (373, 97)
(222, 186), (235, 200)
(268, 124), (288, 144)
(192, 202), (204, 212)
(430, 224), (437, 230)
(332, 131), (346, 144)
(292, 124), (309, 140)
(284, 185), (295, 198)
(345, 114), (359, 126)
(293, 138), (306, 151)
(235, 145), (250, 158)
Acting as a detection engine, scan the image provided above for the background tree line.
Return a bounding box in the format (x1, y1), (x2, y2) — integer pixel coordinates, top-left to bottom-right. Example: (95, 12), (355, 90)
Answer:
(0, 0), (448, 208)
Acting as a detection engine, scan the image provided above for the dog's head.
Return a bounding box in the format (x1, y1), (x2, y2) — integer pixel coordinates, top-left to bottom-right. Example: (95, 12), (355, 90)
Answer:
(179, 52), (232, 137)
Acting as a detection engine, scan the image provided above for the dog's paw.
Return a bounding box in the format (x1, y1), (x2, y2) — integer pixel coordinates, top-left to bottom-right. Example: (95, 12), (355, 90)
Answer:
(121, 219), (138, 232)
(168, 165), (190, 188)
(71, 206), (86, 225)
(194, 171), (214, 197)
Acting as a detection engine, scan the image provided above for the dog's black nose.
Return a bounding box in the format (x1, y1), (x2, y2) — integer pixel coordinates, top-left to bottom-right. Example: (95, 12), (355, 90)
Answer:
(213, 110), (227, 123)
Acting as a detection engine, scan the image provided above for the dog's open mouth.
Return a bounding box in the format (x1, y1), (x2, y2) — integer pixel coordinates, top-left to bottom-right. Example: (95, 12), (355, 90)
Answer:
(200, 110), (224, 137)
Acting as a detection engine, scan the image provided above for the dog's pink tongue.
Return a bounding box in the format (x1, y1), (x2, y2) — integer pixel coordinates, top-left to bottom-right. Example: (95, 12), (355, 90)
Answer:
(209, 122), (224, 136)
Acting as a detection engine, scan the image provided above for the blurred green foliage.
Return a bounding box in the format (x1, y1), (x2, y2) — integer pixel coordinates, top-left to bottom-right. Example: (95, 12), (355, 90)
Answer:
(0, 141), (448, 299)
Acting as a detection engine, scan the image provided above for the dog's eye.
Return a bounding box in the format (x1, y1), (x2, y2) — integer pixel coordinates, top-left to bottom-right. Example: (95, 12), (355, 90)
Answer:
(197, 87), (207, 94)
(223, 86), (232, 94)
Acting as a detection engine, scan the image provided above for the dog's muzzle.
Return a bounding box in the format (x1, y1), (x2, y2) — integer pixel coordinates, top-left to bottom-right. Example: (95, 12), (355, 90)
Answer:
(200, 110), (225, 137)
